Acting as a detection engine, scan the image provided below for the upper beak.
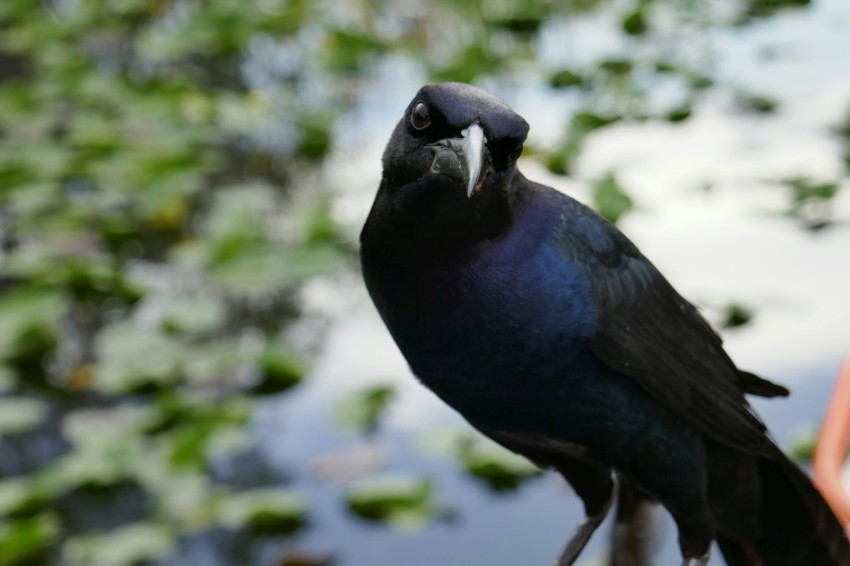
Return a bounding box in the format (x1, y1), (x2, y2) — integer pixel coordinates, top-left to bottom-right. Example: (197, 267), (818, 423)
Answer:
(428, 123), (487, 197)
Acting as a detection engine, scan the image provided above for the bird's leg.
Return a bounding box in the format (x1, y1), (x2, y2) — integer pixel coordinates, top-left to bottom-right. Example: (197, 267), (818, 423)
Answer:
(553, 458), (615, 566)
(610, 473), (659, 566)
(682, 552), (710, 566)
(554, 505), (613, 566)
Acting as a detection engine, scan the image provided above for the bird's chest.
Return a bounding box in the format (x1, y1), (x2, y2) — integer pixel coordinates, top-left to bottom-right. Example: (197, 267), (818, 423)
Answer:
(372, 244), (599, 428)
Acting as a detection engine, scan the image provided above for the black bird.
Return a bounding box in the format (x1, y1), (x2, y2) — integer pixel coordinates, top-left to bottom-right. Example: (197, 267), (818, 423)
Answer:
(360, 82), (850, 565)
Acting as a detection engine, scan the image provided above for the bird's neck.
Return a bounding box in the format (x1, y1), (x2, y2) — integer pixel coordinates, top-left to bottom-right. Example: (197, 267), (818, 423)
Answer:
(362, 171), (528, 266)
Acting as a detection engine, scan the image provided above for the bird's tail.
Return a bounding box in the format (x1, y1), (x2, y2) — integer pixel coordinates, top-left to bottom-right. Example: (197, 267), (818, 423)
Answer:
(717, 456), (849, 566)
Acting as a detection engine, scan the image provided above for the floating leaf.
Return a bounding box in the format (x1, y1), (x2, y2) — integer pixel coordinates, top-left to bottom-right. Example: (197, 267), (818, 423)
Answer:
(345, 475), (438, 531)
(781, 177), (840, 230)
(549, 68), (584, 89)
(63, 522), (177, 566)
(0, 398), (47, 435)
(787, 424), (818, 463)
(741, 0), (811, 20)
(592, 172), (635, 224)
(666, 104), (693, 123)
(735, 92), (779, 114)
(598, 58), (633, 76)
(160, 296), (226, 337)
(622, 8), (648, 36)
(571, 111), (620, 134)
(334, 385), (396, 433)
(218, 489), (306, 535)
(298, 201), (339, 245)
(0, 479), (50, 518)
(545, 134), (583, 176)
(297, 111), (335, 162)
(0, 287), (62, 361)
(720, 303), (754, 329)
(0, 514), (59, 566)
(94, 322), (184, 394)
(252, 341), (307, 395)
(418, 428), (540, 493)
(461, 440), (541, 492)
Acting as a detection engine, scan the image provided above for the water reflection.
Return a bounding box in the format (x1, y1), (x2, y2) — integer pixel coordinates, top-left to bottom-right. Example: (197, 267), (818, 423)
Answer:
(1, 0), (849, 564)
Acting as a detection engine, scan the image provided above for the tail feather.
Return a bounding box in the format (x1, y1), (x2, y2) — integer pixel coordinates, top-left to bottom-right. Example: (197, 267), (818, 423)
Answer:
(718, 456), (850, 566)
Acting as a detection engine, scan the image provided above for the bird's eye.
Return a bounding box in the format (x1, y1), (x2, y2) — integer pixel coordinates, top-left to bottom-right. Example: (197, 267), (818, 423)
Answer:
(410, 102), (431, 130)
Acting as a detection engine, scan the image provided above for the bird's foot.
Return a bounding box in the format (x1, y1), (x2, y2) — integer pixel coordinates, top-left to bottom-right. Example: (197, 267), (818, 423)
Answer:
(552, 501), (614, 565)
(682, 551), (710, 566)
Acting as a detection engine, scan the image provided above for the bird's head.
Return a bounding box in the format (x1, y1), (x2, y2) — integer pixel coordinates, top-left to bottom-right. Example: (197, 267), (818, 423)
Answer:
(371, 83), (530, 249)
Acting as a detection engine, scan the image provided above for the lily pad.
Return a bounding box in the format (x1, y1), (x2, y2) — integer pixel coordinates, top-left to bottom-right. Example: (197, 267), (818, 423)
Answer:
(460, 441), (541, 492)
(345, 475), (438, 531)
(592, 172), (635, 224)
(0, 514), (59, 566)
(218, 489), (307, 535)
(334, 385), (395, 433)
(63, 522), (177, 566)
(0, 397), (47, 435)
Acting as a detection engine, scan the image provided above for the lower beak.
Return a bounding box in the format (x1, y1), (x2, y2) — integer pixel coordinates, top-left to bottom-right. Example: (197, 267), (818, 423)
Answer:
(428, 123), (486, 197)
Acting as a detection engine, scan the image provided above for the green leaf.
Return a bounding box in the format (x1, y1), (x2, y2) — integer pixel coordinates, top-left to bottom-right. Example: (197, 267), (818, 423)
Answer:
(598, 58), (633, 76)
(787, 424), (818, 463)
(218, 489), (306, 535)
(0, 287), (63, 361)
(0, 398), (47, 435)
(94, 322), (184, 394)
(544, 134), (584, 176)
(345, 475), (438, 531)
(592, 172), (635, 224)
(417, 428), (540, 492)
(161, 296), (227, 337)
(334, 385), (396, 433)
(297, 201), (339, 245)
(252, 341), (307, 395)
(63, 522), (177, 566)
(50, 419), (147, 490)
(622, 8), (648, 36)
(665, 104), (693, 123)
(0, 514), (59, 566)
(720, 303), (754, 329)
(461, 440), (541, 492)
(735, 93), (779, 114)
(0, 479), (50, 518)
(549, 68), (584, 89)
(571, 111), (620, 134)
(209, 243), (343, 296)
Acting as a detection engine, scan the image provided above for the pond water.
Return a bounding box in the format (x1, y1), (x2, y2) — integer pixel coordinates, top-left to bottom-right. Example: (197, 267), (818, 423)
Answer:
(3, 2), (849, 565)
(245, 1), (850, 564)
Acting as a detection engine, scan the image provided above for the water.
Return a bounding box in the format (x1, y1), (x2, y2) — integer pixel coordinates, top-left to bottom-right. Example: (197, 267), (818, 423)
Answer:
(251, 1), (850, 564)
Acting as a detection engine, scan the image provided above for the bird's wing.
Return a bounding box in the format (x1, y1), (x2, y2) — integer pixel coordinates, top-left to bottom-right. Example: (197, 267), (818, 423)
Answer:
(550, 203), (777, 456)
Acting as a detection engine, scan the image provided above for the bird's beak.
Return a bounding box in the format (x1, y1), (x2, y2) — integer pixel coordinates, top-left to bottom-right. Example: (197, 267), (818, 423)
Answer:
(428, 123), (486, 197)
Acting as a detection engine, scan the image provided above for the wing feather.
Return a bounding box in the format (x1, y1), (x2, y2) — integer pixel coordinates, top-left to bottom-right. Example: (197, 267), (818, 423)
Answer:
(551, 204), (778, 456)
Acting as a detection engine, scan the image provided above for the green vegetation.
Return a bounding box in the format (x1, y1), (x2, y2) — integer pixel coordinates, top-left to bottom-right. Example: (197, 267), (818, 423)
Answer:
(0, 0), (844, 562)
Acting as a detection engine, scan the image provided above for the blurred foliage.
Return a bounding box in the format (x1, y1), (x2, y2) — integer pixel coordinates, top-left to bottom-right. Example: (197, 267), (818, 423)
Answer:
(787, 424), (819, 464)
(0, 0), (844, 563)
(592, 172), (635, 225)
(334, 384), (395, 434)
(719, 302), (755, 330)
(734, 92), (780, 115)
(782, 177), (841, 231)
(345, 475), (442, 531)
(419, 428), (542, 492)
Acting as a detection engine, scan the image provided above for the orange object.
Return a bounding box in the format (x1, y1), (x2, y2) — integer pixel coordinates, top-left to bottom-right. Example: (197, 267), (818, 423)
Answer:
(813, 355), (850, 529)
